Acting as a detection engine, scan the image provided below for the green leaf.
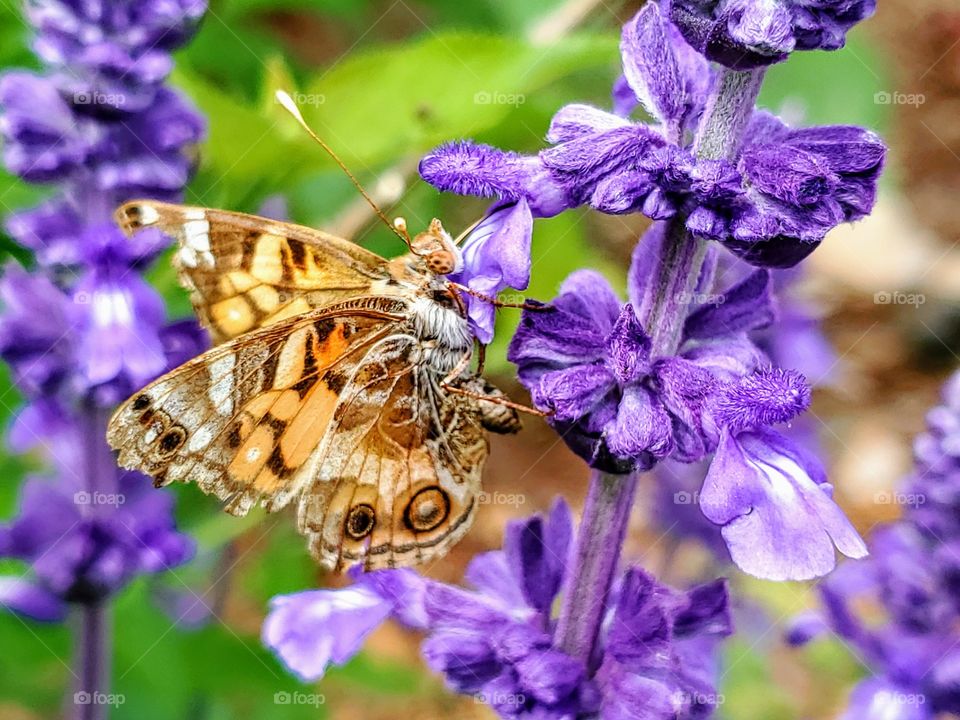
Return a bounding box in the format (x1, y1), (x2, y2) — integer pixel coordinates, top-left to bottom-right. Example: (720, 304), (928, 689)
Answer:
(300, 32), (617, 167)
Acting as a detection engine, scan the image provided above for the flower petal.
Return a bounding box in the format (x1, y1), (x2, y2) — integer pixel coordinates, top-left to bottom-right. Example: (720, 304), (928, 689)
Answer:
(0, 576), (67, 622)
(701, 428), (867, 581)
(620, 3), (686, 126)
(262, 586), (393, 681)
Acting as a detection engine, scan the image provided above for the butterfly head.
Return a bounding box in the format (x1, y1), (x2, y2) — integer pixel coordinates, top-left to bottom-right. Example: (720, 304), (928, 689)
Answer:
(408, 218), (462, 276)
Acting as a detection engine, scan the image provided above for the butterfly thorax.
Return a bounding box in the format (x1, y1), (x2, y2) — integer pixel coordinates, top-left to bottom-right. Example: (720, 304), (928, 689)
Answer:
(378, 253), (474, 377)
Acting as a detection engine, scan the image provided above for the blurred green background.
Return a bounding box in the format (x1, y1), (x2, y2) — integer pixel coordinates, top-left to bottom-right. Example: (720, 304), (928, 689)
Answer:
(0, 0), (932, 718)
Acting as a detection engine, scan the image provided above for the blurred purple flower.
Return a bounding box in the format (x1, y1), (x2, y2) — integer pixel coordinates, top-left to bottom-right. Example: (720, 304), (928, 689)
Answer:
(0, 0), (206, 636)
(667, 0), (877, 70)
(0, 469), (194, 620)
(793, 371), (960, 717)
(26, 0), (206, 112)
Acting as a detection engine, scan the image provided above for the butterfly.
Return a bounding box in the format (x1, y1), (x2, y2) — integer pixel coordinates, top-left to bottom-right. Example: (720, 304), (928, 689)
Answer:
(105, 199), (527, 571)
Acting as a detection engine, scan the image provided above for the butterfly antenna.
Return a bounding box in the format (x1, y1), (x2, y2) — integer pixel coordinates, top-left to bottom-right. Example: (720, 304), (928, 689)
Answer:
(275, 90), (413, 247)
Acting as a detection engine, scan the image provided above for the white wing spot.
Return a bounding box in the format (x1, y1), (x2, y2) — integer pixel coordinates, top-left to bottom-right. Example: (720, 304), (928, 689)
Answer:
(245, 447), (261, 462)
(188, 426), (213, 452)
(137, 204), (160, 226)
(208, 355), (236, 415)
(182, 210), (213, 266)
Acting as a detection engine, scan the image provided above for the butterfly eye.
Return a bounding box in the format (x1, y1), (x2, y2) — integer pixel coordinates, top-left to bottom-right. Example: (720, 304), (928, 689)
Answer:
(426, 250), (456, 275)
(345, 504), (377, 539)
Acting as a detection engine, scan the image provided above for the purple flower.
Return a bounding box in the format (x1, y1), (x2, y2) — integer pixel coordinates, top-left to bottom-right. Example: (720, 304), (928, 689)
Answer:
(668, 0), (877, 70)
(540, 7), (884, 268)
(0, 470), (195, 619)
(701, 424), (867, 581)
(419, 141), (571, 218)
(421, 4), (885, 269)
(507, 222), (773, 473)
(264, 500), (732, 720)
(262, 584), (396, 681)
(450, 200), (533, 344)
(0, 72), (99, 182)
(27, 0), (206, 112)
(597, 569), (732, 720)
(909, 372), (960, 538)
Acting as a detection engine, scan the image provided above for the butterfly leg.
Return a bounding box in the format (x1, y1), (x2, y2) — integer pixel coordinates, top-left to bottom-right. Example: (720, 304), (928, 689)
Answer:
(441, 381), (551, 418)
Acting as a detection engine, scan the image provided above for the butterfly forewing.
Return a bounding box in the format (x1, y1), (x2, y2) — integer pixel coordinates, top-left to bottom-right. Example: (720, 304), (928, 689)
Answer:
(115, 201), (393, 343)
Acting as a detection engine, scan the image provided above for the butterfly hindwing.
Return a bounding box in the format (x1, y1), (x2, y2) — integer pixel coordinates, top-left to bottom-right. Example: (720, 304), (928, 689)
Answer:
(115, 200), (393, 343)
(299, 355), (492, 570)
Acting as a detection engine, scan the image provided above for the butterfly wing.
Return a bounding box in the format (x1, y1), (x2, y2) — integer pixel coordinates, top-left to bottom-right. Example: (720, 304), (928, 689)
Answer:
(300, 356), (492, 570)
(115, 200), (393, 343)
(106, 296), (497, 570)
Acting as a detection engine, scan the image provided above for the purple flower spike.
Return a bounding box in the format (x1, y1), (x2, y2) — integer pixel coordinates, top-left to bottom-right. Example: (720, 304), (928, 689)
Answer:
(668, 0), (877, 69)
(27, 0), (207, 112)
(419, 140), (571, 217)
(450, 200), (533, 343)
